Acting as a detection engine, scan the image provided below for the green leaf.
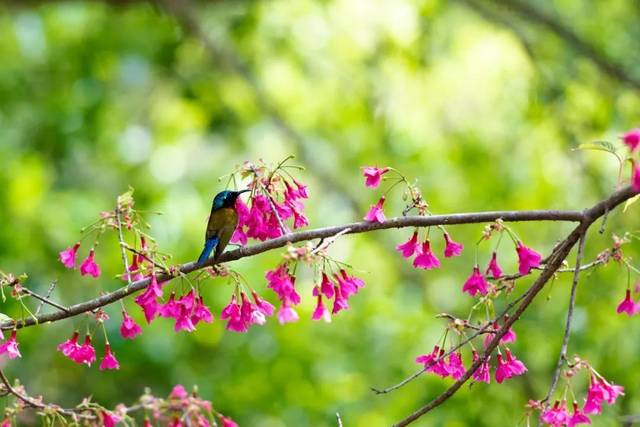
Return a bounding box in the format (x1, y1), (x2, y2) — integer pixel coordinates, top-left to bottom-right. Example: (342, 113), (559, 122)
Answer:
(575, 140), (618, 155)
(624, 194), (640, 212)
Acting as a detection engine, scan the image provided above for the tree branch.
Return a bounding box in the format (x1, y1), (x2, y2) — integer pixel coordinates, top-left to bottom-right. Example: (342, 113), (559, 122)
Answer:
(392, 186), (636, 426)
(1, 207), (589, 331)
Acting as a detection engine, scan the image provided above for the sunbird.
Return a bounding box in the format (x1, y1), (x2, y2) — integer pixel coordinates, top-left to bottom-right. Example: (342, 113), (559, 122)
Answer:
(197, 189), (249, 265)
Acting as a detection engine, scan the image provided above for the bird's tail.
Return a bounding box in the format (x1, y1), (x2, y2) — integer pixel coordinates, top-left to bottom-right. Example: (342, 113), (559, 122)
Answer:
(197, 237), (219, 265)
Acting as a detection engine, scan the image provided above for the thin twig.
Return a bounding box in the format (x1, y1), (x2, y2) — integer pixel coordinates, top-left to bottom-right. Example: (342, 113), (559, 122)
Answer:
(336, 412), (343, 427)
(540, 231), (587, 419)
(6, 279), (69, 314)
(115, 204), (133, 287)
(35, 281), (57, 316)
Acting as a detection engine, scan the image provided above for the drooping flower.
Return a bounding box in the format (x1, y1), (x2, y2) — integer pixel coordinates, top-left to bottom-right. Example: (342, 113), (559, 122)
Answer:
(413, 240), (441, 270)
(159, 293), (181, 319)
(364, 196), (386, 223)
(0, 330), (21, 359)
(462, 266), (489, 297)
(80, 249), (101, 278)
(483, 319), (517, 347)
(134, 275), (163, 323)
(568, 402), (591, 427)
(252, 291), (275, 318)
(58, 331), (81, 358)
(99, 344), (120, 370)
(312, 294), (331, 322)
(622, 128), (640, 152)
(396, 231), (419, 258)
(335, 269), (365, 299)
(59, 242), (80, 269)
(318, 273), (335, 300)
(220, 295), (247, 333)
(583, 375), (624, 414)
(495, 349), (527, 383)
(74, 334), (97, 366)
(516, 241), (542, 275)
(443, 233), (463, 257)
(120, 311), (142, 339)
(101, 410), (121, 427)
(616, 289), (636, 316)
(485, 252), (503, 279)
(446, 352), (465, 380)
(471, 351), (490, 384)
(415, 346), (449, 378)
(540, 400), (569, 427)
(240, 292), (265, 326)
(265, 264), (300, 305)
(362, 166), (390, 188)
(277, 302), (299, 324)
(191, 296), (214, 325)
(331, 285), (349, 314)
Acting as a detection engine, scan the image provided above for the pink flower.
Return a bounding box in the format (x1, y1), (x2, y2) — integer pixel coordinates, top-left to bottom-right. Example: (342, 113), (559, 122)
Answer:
(80, 249), (101, 278)
(331, 285), (349, 314)
(265, 264), (300, 305)
(240, 292), (265, 326)
(74, 334), (96, 366)
(219, 416), (238, 427)
(415, 346), (449, 378)
(277, 303), (299, 324)
(568, 402), (591, 427)
(616, 289), (636, 316)
(485, 252), (502, 279)
(159, 293), (180, 319)
(57, 331), (81, 358)
(101, 410), (121, 427)
(191, 296), (214, 325)
(59, 242), (80, 269)
(364, 196), (386, 223)
(99, 344), (120, 370)
(540, 400), (569, 427)
(120, 311), (142, 339)
(584, 375), (624, 414)
(0, 330), (21, 359)
(169, 384), (189, 400)
(134, 275), (163, 323)
(516, 241), (542, 275)
(413, 240), (441, 270)
(446, 352), (465, 380)
(632, 161), (640, 192)
(252, 291), (275, 318)
(336, 269), (365, 298)
(318, 273), (335, 299)
(220, 295), (247, 333)
(362, 166), (390, 188)
(443, 233), (463, 257)
(462, 266), (489, 297)
(1, 418), (10, 427)
(495, 349), (527, 383)
(396, 232), (419, 258)
(312, 294), (331, 322)
(471, 351), (490, 384)
(622, 128), (640, 152)
(483, 320), (517, 347)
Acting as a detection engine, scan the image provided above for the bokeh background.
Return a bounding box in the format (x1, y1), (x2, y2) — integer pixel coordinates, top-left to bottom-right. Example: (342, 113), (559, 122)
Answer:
(0, 0), (639, 425)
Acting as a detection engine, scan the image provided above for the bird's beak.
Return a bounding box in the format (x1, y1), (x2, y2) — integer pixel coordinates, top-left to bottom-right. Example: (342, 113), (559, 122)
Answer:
(237, 189), (250, 195)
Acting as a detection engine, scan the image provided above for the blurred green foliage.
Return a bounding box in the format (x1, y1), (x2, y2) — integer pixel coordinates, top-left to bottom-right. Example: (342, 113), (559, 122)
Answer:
(0, 0), (639, 425)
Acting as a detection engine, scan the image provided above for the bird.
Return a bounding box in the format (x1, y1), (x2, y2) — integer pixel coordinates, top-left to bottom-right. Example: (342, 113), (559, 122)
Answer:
(197, 189), (249, 265)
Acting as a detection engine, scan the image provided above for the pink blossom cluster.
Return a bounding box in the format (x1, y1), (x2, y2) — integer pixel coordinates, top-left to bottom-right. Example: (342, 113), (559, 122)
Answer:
(312, 270), (365, 322)
(133, 275), (214, 333)
(57, 332), (119, 370)
(220, 291), (274, 332)
(396, 232), (464, 270)
(539, 374), (624, 426)
(231, 174), (308, 245)
(415, 345), (526, 385)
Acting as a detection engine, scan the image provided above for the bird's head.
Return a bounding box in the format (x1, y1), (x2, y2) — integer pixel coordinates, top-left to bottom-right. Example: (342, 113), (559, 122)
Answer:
(212, 189), (250, 210)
